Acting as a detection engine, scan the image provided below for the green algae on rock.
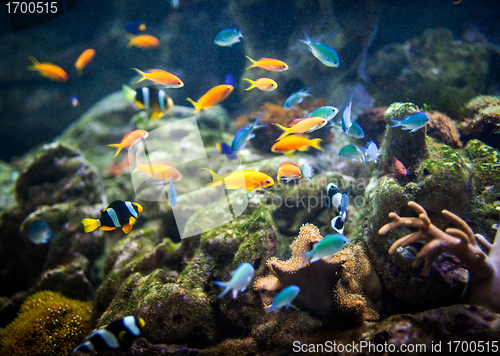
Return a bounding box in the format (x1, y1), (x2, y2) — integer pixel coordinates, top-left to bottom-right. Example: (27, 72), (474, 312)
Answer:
(0, 291), (91, 356)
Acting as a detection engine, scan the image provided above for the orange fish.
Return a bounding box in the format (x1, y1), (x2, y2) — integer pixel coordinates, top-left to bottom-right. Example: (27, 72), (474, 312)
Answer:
(133, 154), (182, 182)
(127, 34), (160, 48)
(131, 68), (184, 88)
(245, 56), (289, 72)
(277, 161), (302, 184)
(390, 157), (407, 178)
(26, 56), (68, 82)
(242, 77), (278, 91)
(202, 168), (274, 192)
(105, 155), (130, 176)
(271, 135), (323, 154)
(107, 130), (149, 158)
(187, 84), (233, 112)
(75, 49), (95, 76)
(273, 117), (328, 141)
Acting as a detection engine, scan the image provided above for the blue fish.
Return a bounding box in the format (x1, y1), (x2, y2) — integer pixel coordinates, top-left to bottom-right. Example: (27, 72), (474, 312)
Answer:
(302, 161), (314, 182)
(307, 106), (339, 121)
(341, 95), (364, 138)
(125, 21), (146, 35)
(266, 285), (300, 313)
(217, 142), (238, 159)
(360, 141), (383, 162)
(389, 112), (430, 133)
(28, 220), (54, 244)
(284, 88), (312, 110)
(339, 144), (365, 163)
(168, 182), (177, 208)
(300, 31), (339, 67)
(224, 73), (235, 86)
(214, 262), (255, 299)
(231, 117), (266, 154)
(301, 234), (349, 267)
(214, 28), (243, 47)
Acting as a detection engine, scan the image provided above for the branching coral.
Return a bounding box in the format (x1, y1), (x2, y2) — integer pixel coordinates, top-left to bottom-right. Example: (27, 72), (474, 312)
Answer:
(0, 290), (92, 356)
(254, 224), (382, 324)
(380, 201), (500, 313)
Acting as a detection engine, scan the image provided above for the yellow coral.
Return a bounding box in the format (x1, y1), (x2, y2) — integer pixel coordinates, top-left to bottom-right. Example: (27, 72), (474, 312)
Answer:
(0, 291), (91, 356)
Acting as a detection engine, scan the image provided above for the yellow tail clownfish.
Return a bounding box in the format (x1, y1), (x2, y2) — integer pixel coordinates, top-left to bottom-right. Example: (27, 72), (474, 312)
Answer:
(81, 200), (143, 234)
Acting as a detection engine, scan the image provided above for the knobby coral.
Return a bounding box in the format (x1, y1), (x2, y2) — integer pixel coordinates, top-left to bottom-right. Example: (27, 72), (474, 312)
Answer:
(0, 290), (91, 356)
(254, 224), (382, 324)
(380, 201), (500, 313)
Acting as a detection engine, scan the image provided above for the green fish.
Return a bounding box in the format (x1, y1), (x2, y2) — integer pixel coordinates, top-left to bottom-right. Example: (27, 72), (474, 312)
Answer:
(300, 30), (339, 67)
(339, 144), (365, 163)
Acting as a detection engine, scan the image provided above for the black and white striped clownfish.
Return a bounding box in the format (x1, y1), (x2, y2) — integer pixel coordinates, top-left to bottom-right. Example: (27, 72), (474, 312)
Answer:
(81, 200), (143, 234)
(73, 316), (145, 353)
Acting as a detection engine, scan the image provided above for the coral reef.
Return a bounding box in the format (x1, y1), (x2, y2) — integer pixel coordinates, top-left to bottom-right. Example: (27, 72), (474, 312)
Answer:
(458, 95), (500, 149)
(381, 201), (500, 313)
(424, 111), (462, 148)
(254, 224), (382, 324)
(0, 291), (91, 356)
(366, 28), (491, 118)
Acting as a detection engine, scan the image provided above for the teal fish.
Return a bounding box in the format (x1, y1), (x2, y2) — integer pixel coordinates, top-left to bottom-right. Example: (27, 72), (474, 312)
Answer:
(301, 234), (349, 267)
(389, 112), (430, 133)
(307, 106), (339, 121)
(214, 28), (243, 47)
(214, 262), (255, 299)
(341, 95), (364, 138)
(231, 116), (266, 154)
(300, 30), (339, 67)
(168, 182), (177, 208)
(266, 285), (300, 313)
(284, 88), (312, 110)
(339, 144), (365, 163)
(28, 220), (54, 244)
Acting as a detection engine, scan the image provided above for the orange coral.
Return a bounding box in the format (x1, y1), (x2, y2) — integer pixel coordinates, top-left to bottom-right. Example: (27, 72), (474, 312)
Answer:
(424, 111), (462, 148)
(254, 224), (382, 324)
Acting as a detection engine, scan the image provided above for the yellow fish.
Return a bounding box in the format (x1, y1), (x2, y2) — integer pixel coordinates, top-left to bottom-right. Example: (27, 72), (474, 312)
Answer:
(187, 85), (233, 113)
(271, 135), (323, 154)
(245, 56), (289, 72)
(242, 77), (278, 91)
(202, 168), (274, 192)
(273, 116), (327, 141)
(133, 153), (182, 182)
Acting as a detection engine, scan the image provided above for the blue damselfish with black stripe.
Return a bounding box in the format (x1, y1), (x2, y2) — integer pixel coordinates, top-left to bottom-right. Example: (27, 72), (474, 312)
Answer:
(81, 200), (143, 234)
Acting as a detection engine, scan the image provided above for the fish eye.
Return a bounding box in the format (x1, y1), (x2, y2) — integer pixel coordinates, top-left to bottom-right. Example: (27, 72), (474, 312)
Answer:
(266, 180), (271, 184)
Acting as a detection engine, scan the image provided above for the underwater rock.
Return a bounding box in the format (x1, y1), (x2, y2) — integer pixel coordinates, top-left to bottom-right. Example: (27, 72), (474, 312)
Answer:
(366, 28), (491, 118)
(458, 95), (500, 149)
(0, 160), (16, 212)
(15, 142), (105, 211)
(382, 102), (428, 169)
(355, 106), (388, 146)
(255, 224), (382, 325)
(424, 110), (462, 148)
(0, 290), (91, 356)
(357, 305), (500, 354)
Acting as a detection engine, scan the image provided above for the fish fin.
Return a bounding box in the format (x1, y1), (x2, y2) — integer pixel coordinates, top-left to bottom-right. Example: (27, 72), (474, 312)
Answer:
(241, 78), (255, 90)
(150, 111), (163, 121)
(77, 68), (83, 77)
(131, 68), (148, 83)
(273, 123), (293, 141)
(388, 119), (401, 128)
(122, 224), (133, 234)
(126, 34), (136, 47)
(26, 56), (40, 70)
(100, 225), (117, 231)
(232, 289), (239, 299)
(300, 30), (311, 44)
(106, 144), (122, 158)
(284, 151), (294, 158)
(310, 256), (320, 263)
(409, 128), (419, 133)
(122, 85), (136, 101)
(81, 218), (100, 233)
(129, 216), (136, 225)
(201, 168), (224, 187)
(245, 55), (257, 69)
(214, 281), (230, 298)
(186, 98), (201, 112)
(309, 138), (324, 151)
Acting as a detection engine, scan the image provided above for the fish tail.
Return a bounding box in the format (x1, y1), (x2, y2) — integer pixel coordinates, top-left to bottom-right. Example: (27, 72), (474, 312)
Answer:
(389, 119), (402, 128)
(131, 68), (148, 83)
(273, 123), (292, 141)
(26, 56), (40, 70)
(241, 78), (255, 90)
(310, 138), (324, 151)
(122, 85), (136, 101)
(214, 281), (230, 298)
(107, 143), (122, 158)
(300, 30), (311, 44)
(201, 168), (224, 187)
(126, 34), (136, 48)
(81, 218), (100, 233)
(77, 68), (83, 77)
(245, 55), (257, 69)
(186, 98), (201, 112)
